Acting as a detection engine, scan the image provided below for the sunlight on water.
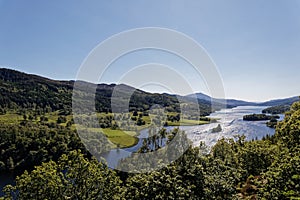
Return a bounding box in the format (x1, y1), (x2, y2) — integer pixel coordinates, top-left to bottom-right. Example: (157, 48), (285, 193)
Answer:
(185, 106), (283, 147)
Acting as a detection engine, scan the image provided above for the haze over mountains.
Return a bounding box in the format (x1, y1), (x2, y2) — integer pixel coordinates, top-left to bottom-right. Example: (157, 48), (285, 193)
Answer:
(187, 92), (299, 108)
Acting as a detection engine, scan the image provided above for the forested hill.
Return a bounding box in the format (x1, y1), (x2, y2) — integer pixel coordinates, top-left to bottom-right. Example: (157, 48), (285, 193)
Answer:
(0, 68), (213, 116)
(0, 68), (73, 112)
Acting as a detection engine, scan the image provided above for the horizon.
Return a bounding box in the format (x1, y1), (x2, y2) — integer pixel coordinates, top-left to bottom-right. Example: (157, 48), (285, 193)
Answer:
(1, 1), (300, 101)
(0, 66), (297, 103)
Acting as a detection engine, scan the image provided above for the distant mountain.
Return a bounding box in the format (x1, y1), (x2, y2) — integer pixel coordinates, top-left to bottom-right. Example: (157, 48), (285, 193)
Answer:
(187, 92), (299, 108)
(216, 98), (256, 107)
(187, 93), (211, 102)
(187, 93), (256, 107)
(257, 96), (300, 106)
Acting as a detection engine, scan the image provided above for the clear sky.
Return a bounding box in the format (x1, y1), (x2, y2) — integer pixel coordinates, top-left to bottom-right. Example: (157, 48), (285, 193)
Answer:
(0, 0), (299, 102)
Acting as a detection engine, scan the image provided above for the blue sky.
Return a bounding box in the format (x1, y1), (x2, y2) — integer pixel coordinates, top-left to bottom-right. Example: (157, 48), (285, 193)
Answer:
(0, 0), (299, 101)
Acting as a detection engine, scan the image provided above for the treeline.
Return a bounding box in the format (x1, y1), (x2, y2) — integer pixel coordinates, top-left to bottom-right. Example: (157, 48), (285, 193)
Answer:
(0, 68), (213, 117)
(262, 104), (291, 114)
(1, 101), (299, 199)
(243, 114), (279, 121)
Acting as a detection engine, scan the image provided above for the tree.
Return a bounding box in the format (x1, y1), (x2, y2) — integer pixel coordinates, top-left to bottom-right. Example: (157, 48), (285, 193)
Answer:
(257, 149), (300, 199)
(0, 107), (6, 115)
(124, 147), (205, 200)
(57, 116), (67, 124)
(132, 111), (138, 117)
(3, 150), (123, 200)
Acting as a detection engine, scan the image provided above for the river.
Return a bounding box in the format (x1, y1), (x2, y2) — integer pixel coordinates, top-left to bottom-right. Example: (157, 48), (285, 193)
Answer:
(0, 106), (284, 195)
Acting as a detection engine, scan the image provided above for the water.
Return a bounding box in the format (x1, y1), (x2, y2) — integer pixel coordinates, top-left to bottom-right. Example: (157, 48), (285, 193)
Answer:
(101, 128), (150, 168)
(0, 106), (283, 194)
(102, 106), (283, 168)
(0, 172), (16, 197)
(184, 106), (283, 147)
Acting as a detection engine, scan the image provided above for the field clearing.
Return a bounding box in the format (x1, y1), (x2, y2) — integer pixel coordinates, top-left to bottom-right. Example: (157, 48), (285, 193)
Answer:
(167, 119), (210, 126)
(76, 126), (138, 148)
(102, 129), (138, 148)
(0, 113), (23, 124)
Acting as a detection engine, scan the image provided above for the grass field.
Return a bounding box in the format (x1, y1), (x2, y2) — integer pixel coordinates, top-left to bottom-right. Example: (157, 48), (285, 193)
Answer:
(102, 129), (138, 148)
(167, 119), (210, 126)
(0, 113), (23, 124)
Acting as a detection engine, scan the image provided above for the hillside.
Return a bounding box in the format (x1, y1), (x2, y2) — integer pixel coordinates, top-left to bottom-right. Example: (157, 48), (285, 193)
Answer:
(258, 96), (300, 106)
(0, 68), (212, 116)
(262, 104), (291, 114)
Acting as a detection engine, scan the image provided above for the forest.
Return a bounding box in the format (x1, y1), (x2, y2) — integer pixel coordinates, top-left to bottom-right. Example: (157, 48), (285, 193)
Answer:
(0, 68), (299, 199)
(242, 114), (280, 121)
(0, 101), (298, 199)
(262, 105), (291, 115)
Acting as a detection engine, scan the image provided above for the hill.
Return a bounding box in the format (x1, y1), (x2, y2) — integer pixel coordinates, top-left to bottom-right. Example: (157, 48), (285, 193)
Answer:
(0, 68), (212, 116)
(257, 96), (299, 106)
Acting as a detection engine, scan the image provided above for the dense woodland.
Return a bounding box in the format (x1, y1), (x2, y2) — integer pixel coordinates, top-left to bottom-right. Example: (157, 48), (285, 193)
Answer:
(0, 68), (299, 199)
(243, 114), (280, 121)
(262, 105), (291, 114)
(0, 101), (299, 199)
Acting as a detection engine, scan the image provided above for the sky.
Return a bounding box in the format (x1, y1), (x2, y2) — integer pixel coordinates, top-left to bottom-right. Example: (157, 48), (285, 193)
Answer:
(0, 0), (300, 102)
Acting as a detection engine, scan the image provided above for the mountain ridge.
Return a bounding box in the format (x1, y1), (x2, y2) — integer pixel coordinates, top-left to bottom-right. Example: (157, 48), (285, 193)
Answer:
(1, 68), (298, 113)
(0, 68), (212, 116)
(187, 92), (299, 107)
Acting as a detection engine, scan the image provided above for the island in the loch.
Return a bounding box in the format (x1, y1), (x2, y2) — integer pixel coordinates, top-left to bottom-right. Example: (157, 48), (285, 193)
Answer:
(211, 124), (222, 133)
(243, 113), (280, 128)
(242, 114), (280, 121)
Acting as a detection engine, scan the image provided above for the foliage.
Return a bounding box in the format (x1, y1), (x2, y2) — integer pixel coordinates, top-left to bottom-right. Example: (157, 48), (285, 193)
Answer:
(257, 149), (300, 199)
(262, 104), (291, 114)
(243, 114), (279, 121)
(124, 147), (205, 199)
(2, 150), (123, 200)
(0, 123), (88, 172)
(274, 101), (300, 149)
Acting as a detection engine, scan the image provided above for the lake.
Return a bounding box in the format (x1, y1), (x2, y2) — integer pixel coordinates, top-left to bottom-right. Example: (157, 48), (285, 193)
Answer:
(184, 106), (284, 146)
(0, 106), (283, 196)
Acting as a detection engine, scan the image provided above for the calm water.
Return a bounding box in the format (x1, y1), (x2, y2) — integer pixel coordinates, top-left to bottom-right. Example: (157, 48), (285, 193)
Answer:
(0, 171), (16, 196)
(0, 106), (283, 195)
